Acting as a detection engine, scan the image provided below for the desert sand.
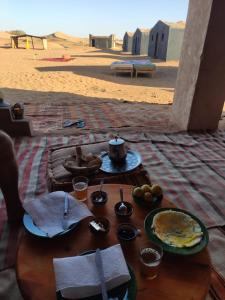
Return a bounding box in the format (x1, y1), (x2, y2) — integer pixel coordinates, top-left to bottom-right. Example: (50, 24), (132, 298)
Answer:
(0, 33), (177, 105)
(0, 31), (224, 133)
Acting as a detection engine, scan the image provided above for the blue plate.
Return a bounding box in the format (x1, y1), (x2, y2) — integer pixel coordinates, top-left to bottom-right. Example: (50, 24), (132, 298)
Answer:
(56, 250), (137, 300)
(23, 213), (79, 238)
(100, 150), (142, 174)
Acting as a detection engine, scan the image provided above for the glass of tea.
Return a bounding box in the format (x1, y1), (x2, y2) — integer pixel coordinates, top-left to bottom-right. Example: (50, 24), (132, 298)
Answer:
(139, 242), (163, 279)
(72, 176), (88, 202)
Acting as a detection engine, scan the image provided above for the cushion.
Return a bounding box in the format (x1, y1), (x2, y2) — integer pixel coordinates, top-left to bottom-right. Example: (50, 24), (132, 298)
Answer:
(47, 142), (151, 192)
(134, 63), (156, 71)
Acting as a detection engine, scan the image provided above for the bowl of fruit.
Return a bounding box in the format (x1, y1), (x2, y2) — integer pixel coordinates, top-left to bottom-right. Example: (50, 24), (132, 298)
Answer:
(132, 184), (163, 209)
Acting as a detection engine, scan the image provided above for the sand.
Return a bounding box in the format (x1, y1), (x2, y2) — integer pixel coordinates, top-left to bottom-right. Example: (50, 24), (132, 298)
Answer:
(0, 32), (224, 133)
(0, 48), (177, 105)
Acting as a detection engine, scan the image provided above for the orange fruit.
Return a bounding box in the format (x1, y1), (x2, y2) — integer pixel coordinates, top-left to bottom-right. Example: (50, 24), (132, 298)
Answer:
(133, 187), (143, 198)
(144, 192), (153, 202)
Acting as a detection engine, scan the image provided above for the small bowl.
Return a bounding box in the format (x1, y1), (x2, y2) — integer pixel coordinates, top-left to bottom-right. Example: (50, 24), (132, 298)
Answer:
(132, 190), (163, 209)
(117, 223), (139, 241)
(91, 191), (108, 206)
(114, 201), (133, 218)
(89, 217), (110, 235)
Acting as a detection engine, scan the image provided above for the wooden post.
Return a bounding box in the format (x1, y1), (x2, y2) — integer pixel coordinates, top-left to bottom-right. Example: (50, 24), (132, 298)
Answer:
(172, 0), (225, 131)
(31, 37), (34, 49)
(42, 38), (48, 50)
(11, 37), (14, 48)
(13, 37), (19, 49)
(26, 37), (30, 49)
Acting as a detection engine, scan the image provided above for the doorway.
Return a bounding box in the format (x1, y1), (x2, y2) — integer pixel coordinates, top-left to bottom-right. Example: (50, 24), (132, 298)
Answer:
(154, 33), (159, 58)
(91, 39), (95, 47)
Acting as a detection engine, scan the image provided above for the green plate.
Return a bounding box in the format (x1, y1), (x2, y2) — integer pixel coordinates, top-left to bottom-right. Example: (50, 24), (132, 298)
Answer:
(144, 207), (209, 256)
(57, 250), (137, 300)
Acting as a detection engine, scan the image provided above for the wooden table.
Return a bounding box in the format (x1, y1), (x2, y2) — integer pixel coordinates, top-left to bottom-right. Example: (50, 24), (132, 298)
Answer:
(16, 184), (211, 300)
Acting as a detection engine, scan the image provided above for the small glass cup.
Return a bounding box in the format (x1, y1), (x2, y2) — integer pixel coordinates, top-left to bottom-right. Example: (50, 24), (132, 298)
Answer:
(139, 242), (163, 279)
(72, 176), (88, 202)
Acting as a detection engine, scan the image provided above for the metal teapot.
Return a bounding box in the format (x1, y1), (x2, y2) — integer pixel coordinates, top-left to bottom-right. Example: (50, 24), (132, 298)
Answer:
(108, 136), (127, 163)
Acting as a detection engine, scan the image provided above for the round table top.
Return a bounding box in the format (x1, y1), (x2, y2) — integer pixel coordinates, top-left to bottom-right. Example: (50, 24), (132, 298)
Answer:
(16, 184), (211, 300)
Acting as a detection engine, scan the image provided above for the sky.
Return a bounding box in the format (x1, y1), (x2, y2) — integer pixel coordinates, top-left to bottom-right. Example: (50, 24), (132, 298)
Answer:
(0, 0), (189, 39)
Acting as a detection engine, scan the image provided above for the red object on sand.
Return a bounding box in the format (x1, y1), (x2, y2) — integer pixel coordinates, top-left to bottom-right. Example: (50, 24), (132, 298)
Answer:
(40, 57), (74, 62)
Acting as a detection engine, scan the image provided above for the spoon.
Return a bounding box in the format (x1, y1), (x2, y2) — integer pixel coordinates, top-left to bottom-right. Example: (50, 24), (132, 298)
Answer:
(96, 179), (104, 202)
(118, 188), (128, 214)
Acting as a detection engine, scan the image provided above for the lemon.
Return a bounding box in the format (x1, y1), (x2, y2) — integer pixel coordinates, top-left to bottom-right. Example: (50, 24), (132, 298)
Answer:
(144, 192), (153, 202)
(141, 184), (151, 193)
(151, 184), (163, 196)
(133, 187), (143, 198)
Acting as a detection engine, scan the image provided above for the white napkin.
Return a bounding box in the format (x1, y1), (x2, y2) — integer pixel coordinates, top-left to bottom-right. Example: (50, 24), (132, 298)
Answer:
(53, 244), (131, 299)
(23, 191), (93, 237)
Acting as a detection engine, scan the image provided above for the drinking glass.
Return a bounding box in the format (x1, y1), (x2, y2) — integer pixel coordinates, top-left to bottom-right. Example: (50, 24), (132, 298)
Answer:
(139, 242), (163, 279)
(72, 176), (88, 202)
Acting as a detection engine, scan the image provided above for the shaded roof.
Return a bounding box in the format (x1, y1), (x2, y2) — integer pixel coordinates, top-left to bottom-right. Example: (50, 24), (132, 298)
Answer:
(90, 34), (114, 39)
(163, 21), (186, 29)
(11, 34), (47, 39)
(125, 32), (134, 37)
(137, 28), (150, 33)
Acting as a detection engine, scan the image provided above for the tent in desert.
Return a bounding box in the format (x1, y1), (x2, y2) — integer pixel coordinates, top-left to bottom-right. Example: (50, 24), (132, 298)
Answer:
(148, 21), (185, 60)
(132, 28), (150, 55)
(122, 32), (133, 52)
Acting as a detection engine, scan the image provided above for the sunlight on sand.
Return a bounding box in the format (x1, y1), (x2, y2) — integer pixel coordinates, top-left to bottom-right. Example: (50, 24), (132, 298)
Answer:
(0, 32), (178, 106)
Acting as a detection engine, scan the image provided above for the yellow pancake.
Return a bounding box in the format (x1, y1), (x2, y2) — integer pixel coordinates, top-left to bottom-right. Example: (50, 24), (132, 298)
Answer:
(151, 210), (203, 248)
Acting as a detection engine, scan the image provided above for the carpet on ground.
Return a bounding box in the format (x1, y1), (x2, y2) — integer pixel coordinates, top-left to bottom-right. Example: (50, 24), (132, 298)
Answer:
(0, 131), (224, 299)
(24, 101), (178, 135)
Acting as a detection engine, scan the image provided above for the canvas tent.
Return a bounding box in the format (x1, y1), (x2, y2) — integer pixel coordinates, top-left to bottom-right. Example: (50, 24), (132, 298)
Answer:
(89, 34), (116, 49)
(132, 28), (150, 55)
(148, 21), (185, 61)
(122, 32), (133, 52)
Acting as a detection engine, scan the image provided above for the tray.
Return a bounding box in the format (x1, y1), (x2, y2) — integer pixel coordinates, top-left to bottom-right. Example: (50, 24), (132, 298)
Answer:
(100, 150), (142, 174)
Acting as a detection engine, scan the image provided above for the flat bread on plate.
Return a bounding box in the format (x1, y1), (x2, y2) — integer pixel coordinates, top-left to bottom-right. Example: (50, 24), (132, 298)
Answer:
(151, 210), (203, 248)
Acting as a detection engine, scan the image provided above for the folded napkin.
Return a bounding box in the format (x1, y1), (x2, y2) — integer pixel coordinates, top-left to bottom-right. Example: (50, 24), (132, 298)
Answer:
(23, 191), (93, 237)
(53, 244), (131, 299)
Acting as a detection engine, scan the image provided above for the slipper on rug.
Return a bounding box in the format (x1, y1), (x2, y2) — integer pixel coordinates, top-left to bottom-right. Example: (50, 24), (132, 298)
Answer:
(63, 119), (85, 128)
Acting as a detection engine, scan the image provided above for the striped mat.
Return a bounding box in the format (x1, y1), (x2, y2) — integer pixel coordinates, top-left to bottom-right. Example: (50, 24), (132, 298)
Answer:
(0, 131), (224, 298)
(24, 101), (178, 134)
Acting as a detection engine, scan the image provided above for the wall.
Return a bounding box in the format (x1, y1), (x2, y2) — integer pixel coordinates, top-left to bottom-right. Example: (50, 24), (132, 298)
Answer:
(110, 35), (116, 48)
(172, 0), (214, 130)
(127, 36), (133, 52)
(140, 31), (150, 55)
(122, 34), (128, 51)
(167, 28), (185, 60)
(95, 38), (108, 48)
(123, 34), (133, 52)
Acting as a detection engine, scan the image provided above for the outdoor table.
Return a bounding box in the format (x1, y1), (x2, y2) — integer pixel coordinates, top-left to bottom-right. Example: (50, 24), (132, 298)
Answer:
(16, 184), (211, 300)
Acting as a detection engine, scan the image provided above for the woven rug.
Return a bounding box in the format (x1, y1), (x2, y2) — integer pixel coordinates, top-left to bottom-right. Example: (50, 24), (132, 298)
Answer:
(24, 101), (178, 135)
(0, 131), (224, 298)
(40, 58), (74, 62)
